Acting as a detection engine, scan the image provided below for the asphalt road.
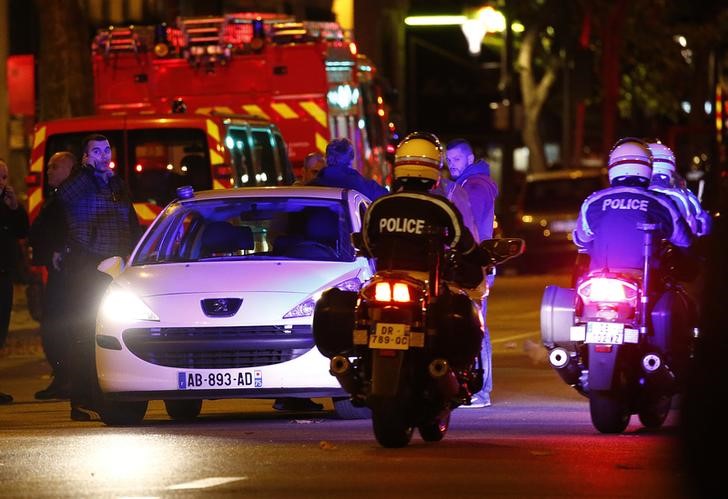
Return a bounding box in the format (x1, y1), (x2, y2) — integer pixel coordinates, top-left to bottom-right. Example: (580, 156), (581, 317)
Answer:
(0, 273), (695, 498)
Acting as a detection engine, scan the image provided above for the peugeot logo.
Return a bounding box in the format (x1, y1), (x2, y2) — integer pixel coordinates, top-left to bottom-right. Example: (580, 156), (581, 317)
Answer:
(201, 298), (243, 317)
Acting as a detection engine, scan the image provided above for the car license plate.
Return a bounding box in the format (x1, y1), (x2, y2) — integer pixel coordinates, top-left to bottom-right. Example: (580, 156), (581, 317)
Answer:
(178, 369), (262, 390)
(369, 323), (409, 350)
(585, 322), (624, 344)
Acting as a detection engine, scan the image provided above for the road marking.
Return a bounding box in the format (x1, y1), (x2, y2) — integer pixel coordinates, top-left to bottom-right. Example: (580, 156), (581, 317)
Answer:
(166, 477), (248, 490)
(492, 331), (540, 344)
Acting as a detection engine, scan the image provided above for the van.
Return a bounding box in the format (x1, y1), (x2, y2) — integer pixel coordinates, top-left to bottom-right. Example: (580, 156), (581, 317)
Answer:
(26, 113), (294, 226)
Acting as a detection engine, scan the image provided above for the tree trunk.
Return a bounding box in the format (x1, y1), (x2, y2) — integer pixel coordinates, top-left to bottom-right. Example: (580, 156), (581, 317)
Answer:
(517, 28), (557, 172)
(34, 0), (93, 121)
(600, 0), (627, 158)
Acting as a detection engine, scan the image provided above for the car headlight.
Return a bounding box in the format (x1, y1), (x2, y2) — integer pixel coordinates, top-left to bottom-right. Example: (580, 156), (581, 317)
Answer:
(99, 285), (160, 322)
(282, 277), (362, 319)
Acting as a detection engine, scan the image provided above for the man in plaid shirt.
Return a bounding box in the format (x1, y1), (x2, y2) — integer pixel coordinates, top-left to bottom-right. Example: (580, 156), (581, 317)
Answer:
(55, 134), (141, 421)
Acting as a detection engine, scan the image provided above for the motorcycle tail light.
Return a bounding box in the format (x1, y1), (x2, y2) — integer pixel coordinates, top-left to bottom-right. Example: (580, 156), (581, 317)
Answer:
(577, 277), (638, 305)
(369, 280), (416, 303)
(374, 282), (392, 302)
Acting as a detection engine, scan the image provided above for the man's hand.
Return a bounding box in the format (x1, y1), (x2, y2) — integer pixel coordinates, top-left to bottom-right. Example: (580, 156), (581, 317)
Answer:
(2, 185), (18, 210)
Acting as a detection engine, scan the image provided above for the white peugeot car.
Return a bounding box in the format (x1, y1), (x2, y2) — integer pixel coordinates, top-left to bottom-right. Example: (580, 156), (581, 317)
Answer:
(95, 186), (374, 425)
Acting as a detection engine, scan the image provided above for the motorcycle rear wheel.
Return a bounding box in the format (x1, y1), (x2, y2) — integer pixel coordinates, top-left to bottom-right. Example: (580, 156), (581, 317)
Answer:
(417, 409), (451, 442)
(638, 394), (672, 429)
(589, 390), (630, 434)
(372, 399), (414, 448)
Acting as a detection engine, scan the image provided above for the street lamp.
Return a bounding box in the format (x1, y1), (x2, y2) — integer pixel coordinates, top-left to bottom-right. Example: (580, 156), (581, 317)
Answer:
(460, 6), (506, 56)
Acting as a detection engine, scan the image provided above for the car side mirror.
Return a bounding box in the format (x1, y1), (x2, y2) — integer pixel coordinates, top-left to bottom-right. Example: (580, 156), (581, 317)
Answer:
(480, 238), (526, 265)
(97, 256), (126, 279)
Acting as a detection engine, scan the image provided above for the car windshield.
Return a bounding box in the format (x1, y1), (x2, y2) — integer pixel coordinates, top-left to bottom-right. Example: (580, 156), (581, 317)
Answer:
(523, 176), (604, 213)
(133, 196), (355, 265)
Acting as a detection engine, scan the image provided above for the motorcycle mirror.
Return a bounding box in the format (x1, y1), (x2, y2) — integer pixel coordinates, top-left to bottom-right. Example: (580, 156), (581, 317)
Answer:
(480, 238), (526, 265)
(97, 255), (126, 279)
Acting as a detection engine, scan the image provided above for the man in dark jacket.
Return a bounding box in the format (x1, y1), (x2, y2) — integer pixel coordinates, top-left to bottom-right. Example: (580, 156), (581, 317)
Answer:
(28, 152), (78, 400)
(0, 158), (29, 404)
(446, 138), (499, 408)
(309, 138), (389, 201)
(55, 134), (141, 420)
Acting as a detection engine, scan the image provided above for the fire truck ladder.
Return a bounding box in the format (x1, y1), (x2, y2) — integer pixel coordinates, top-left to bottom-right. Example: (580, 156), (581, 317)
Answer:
(179, 16), (228, 68)
(95, 25), (145, 67)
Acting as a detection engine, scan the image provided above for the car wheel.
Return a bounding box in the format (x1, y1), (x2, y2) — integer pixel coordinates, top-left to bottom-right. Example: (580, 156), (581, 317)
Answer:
(100, 400), (148, 427)
(333, 397), (371, 419)
(164, 399), (203, 421)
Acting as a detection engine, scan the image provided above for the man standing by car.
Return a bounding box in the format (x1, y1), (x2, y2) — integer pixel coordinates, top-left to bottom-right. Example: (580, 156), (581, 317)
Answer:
(0, 158), (29, 404)
(55, 134), (141, 421)
(29, 152), (79, 400)
(445, 138), (498, 408)
(309, 138), (389, 200)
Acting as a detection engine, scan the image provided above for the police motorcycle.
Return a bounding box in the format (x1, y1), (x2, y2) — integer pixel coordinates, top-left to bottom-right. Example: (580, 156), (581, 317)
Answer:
(541, 219), (695, 432)
(314, 229), (523, 447)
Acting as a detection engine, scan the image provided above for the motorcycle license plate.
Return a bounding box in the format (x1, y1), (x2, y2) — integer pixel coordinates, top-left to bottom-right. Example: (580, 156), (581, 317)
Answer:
(369, 323), (409, 350)
(585, 322), (624, 344)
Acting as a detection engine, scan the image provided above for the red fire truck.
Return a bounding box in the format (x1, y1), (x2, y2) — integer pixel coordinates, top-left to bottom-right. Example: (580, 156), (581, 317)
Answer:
(25, 12), (393, 225)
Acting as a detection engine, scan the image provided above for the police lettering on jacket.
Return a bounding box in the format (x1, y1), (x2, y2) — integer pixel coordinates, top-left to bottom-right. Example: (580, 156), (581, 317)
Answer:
(378, 217), (426, 234)
(601, 198), (649, 211)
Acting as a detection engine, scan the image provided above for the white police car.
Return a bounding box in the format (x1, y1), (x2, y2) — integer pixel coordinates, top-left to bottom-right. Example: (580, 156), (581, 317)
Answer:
(95, 186), (374, 425)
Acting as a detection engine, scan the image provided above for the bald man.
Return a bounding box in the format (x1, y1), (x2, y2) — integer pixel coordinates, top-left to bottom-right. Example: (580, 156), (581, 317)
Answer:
(29, 152), (78, 400)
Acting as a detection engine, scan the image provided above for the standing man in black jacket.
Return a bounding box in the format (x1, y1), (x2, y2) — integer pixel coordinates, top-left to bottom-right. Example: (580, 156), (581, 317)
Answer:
(0, 158), (29, 404)
(29, 152), (79, 400)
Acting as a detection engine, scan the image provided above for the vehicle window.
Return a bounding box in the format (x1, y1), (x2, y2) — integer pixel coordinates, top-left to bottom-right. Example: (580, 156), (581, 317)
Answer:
(274, 133), (294, 184)
(44, 131), (125, 196)
(226, 127), (254, 186)
(132, 197), (355, 265)
(251, 129), (277, 186)
(127, 128), (210, 207)
(523, 177), (604, 213)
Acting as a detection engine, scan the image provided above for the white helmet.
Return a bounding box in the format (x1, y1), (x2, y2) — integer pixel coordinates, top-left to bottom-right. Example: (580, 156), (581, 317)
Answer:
(646, 140), (676, 178)
(607, 137), (652, 184)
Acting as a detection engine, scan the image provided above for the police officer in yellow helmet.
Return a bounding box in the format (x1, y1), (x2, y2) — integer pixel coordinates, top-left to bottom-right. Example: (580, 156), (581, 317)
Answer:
(361, 131), (487, 288)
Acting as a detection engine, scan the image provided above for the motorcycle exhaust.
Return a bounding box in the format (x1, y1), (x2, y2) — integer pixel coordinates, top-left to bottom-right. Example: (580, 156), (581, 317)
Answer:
(428, 359), (460, 402)
(548, 347), (582, 387)
(641, 353), (676, 394)
(330, 355), (359, 394)
(428, 358), (449, 378)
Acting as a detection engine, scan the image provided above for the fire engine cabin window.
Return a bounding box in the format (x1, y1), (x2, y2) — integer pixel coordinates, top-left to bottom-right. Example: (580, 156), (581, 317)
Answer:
(274, 133), (294, 185)
(127, 128), (209, 207)
(251, 129), (278, 186)
(44, 131), (125, 197)
(226, 127), (254, 186)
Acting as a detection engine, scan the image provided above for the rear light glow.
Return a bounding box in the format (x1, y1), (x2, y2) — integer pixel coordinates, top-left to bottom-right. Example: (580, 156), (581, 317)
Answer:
(392, 283), (411, 302)
(372, 281), (414, 303)
(577, 277), (638, 304)
(374, 282), (392, 302)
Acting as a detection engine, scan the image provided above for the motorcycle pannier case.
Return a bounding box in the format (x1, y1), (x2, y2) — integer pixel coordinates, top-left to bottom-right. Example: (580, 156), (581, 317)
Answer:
(540, 285), (577, 349)
(313, 288), (358, 358)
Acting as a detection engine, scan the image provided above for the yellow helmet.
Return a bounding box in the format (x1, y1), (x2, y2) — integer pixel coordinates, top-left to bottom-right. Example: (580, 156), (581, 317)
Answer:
(394, 132), (443, 182)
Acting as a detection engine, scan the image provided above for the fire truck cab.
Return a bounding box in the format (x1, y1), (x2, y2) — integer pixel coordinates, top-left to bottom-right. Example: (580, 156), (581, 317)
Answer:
(26, 113), (292, 225)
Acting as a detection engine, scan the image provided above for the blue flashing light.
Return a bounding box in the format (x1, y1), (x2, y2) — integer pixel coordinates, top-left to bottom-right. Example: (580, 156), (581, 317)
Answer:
(177, 185), (195, 199)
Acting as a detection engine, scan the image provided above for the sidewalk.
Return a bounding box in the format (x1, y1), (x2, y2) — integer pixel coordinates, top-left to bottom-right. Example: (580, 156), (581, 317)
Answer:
(2, 284), (43, 358)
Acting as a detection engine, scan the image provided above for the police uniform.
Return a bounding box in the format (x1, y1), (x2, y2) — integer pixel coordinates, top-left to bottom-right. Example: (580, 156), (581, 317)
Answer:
(574, 185), (692, 271)
(362, 190), (485, 288)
